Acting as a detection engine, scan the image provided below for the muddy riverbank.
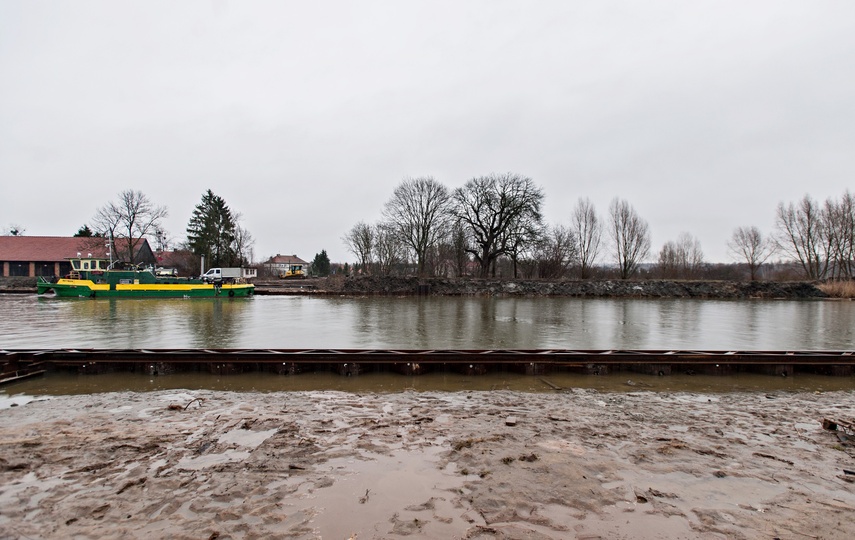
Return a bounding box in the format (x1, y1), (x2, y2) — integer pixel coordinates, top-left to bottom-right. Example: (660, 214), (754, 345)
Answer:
(1, 389), (853, 539)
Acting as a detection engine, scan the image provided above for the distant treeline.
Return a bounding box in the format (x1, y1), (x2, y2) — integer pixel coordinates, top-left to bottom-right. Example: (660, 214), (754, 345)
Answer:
(342, 174), (854, 282)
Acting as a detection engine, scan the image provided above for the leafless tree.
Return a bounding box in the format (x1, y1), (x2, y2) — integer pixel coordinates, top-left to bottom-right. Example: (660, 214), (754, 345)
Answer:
(775, 195), (830, 280)
(608, 198), (651, 279)
(232, 219), (255, 266)
(452, 173), (544, 278)
(93, 190), (168, 264)
(531, 225), (576, 279)
(657, 233), (703, 279)
(657, 242), (680, 279)
(382, 176), (453, 277)
(373, 222), (406, 275)
(433, 222), (469, 277)
(570, 197), (602, 279)
(342, 221), (374, 274)
(677, 232), (704, 278)
(823, 190), (855, 279)
(502, 217), (545, 278)
(728, 226), (775, 280)
(435, 222), (470, 277)
(450, 223), (470, 277)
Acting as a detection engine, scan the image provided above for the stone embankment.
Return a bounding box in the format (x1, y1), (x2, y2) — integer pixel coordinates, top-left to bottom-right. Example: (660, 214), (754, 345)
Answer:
(1, 275), (827, 299)
(337, 276), (827, 299)
(0, 277), (37, 294)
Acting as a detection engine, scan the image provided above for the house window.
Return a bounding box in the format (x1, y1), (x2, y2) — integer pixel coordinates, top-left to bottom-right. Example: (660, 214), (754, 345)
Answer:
(8, 262), (28, 277)
(35, 263), (54, 277)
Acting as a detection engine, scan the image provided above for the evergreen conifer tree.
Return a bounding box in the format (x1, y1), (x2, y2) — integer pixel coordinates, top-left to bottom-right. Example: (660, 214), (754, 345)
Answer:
(311, 250), (331, 276)
(186, 190), (238, 267)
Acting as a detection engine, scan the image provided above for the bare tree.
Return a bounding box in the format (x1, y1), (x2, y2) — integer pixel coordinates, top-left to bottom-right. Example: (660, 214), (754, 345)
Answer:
(450, 223), (470, 277)
(232, 220), (255, 266)
(452, 173), (545, 278)
(382, 176), (453, 277)
(657, 233), (703, 279)
(728, 226), (775, 280)
(342, 221), (374, 274)
(502, 216), (545, 278)
(373, 222), (406, 275)
(608, 198), (651, 279)
(570, 197), (602, 279)
(823, 190), (855, 279)
(676, 232), (704, 278)
(531, 225), (576, 279)
(435, 222), (470, 277)
(775, 195), (830, 280)
(433, 222), (469, 277)
(93, 190), (168, 264)
(657, 241), (680, 279)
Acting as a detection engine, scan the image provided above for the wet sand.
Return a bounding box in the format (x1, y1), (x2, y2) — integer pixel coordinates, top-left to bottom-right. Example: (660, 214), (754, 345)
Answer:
(1, 389), (853, 539)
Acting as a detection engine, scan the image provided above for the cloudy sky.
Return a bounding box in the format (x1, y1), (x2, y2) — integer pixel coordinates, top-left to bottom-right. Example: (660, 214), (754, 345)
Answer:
(2, 0), (853, 264)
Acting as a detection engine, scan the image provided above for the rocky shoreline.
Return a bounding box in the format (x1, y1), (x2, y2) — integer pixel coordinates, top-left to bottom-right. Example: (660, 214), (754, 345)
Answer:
(0, 275), (829, 299)
(334, 276), (828, 299)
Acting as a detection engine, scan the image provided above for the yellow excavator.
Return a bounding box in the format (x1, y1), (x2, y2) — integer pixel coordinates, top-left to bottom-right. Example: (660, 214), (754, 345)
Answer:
(278, 264), (305, 279)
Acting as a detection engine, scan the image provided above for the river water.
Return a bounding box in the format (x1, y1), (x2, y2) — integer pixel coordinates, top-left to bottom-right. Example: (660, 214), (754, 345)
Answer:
(2, 295), (855, 350)
(2, 295), (854, 395)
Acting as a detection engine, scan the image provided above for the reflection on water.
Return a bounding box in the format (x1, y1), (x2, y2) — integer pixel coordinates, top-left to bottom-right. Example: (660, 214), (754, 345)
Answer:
(2, 297), (250, 349)
(1, 295), (854, 350)
(2, 294), (853, 396)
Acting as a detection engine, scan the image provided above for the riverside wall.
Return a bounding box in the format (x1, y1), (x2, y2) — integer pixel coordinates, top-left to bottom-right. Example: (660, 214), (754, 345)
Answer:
(338, 276), (827, 299)
(1, 275), (828, 299)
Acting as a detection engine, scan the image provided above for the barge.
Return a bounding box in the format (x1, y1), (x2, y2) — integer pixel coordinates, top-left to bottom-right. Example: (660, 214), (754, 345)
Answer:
(36, 255), (254, 298)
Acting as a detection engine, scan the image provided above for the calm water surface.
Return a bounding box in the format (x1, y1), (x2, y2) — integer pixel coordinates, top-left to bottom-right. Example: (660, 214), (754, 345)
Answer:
(2, 295), (854, 350)
(2, 295), (853, 396)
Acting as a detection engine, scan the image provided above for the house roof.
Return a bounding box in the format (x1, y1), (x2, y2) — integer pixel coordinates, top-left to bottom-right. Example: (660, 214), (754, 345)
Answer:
(0, 236), (149, 262)
(265, 254), (308, 265)
(155, 250), (186, 266)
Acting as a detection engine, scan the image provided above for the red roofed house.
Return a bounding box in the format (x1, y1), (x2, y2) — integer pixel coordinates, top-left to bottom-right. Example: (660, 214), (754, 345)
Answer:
(263, 254), (309, 278)
(0, 236), (156, 277)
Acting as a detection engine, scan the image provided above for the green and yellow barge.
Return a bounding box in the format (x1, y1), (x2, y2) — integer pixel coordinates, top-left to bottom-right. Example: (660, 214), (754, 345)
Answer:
(36, 256), (254, 298)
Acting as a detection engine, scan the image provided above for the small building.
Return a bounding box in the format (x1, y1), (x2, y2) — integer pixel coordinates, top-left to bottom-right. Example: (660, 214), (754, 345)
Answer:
(263, 254), (309, 278)
(0, 236), (156, 277)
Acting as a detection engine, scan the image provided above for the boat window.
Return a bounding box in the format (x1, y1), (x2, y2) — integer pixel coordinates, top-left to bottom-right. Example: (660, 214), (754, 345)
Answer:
(83, 261), (90, 270)
(71, 260), (80, 270)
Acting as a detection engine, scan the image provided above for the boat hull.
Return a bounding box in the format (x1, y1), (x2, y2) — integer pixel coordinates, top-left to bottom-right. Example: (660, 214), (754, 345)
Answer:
(37, 278), (254, 298)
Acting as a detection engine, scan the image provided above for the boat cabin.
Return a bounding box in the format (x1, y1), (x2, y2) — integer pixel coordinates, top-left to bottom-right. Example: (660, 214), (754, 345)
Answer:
(70, 256), (109, 274)
(68, 256), (111, 279)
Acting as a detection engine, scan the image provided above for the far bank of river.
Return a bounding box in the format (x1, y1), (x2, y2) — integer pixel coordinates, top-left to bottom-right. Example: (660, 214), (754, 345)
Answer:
(335, 276), (829, 298)
(0, 275), (832, 299)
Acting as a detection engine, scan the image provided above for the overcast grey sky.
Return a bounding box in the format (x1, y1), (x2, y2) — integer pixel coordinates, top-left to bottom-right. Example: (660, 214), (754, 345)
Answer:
(2, 0), (853, 264)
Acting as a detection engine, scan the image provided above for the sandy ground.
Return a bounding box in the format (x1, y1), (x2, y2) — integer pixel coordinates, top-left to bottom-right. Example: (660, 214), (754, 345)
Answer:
(0, 389), (854, 540)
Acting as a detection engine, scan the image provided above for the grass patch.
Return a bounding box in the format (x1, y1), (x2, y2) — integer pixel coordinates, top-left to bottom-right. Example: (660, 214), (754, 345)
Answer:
(818, 281), (855, 298)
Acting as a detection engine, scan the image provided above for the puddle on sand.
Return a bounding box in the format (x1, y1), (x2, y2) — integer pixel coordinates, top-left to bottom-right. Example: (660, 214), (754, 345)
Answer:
(289, 446), (478, 539)
(0, 394), (51, 410)
(217, 427), (278, 449)
(601, 468), (788, 532)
